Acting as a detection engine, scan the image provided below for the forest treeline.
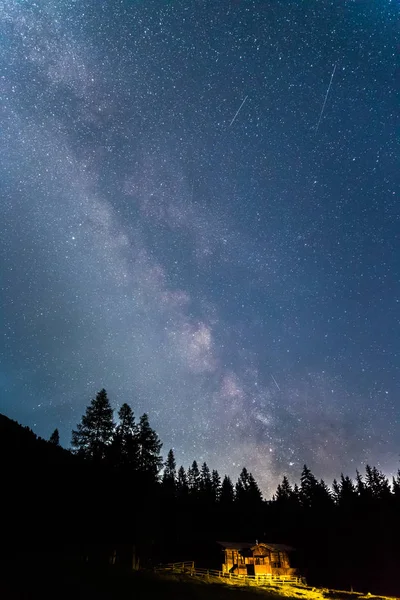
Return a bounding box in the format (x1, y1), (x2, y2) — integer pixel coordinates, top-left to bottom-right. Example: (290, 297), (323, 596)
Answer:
(2, 389), (400, 595)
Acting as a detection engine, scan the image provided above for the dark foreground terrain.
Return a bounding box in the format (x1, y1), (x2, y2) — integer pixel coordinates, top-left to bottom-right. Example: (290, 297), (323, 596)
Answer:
(0, 559), (293, 600)
(1, 556), (397, 600)
(3, 413), (400, 597)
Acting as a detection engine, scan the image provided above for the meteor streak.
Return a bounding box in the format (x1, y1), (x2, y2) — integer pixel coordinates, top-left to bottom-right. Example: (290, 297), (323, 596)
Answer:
(315, 64), (336, 133)
(229, 95), (248, 127)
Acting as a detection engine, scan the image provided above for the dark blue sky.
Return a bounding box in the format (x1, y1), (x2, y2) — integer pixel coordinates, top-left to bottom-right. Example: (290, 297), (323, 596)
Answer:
(1, 0), (398, 494)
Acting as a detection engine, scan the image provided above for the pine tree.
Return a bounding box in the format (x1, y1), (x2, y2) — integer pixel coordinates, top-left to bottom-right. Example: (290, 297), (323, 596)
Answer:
(392, 470), (400, 500)
(235, 478), (245, 503)
(162, 449), (177, 495)
(300, 464), (318, 508)
(319, 478), (333, 504)
(335, 473), (357, 508)
(356, 469), (366, 499)
(188, 460), (201, 495)
(49, 428), (60, 446)
(235, 467), (250, 503)
(293, 483), (301, 503)
(176, 466), (189, 500)
(211, 469), (221, 502)
(365, 465), (391, 501)
(200, 462), (213, 498)
(275, 475), (293, 503)
(248, 472), (263, 503)
(235, 467), (263, 505)
(220, 475), (235, 505)
(71, 389), (115, 460)
(332, 478), (340, 504)
(113, 403), (139, 467)
(137, 413), (163, 478)
(300, 465), (332, 510)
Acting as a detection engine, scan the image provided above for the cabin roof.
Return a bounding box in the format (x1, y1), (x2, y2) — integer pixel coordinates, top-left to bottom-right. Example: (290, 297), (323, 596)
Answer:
(217, 541), (254, 550)
(217, 541), (295, 552)
(253, 542), (295, 552)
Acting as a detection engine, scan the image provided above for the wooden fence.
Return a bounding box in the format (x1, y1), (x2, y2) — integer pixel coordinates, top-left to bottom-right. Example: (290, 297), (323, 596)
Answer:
(154, 561), (305, 586)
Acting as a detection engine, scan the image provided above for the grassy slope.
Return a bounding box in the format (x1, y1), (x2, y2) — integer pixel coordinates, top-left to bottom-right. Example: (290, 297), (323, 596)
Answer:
(0, 562), (307, 600)
(1, 562), (397, 600)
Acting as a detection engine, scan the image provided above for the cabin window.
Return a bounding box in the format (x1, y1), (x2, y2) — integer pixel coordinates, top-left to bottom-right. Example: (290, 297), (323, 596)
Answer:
(255, 557), (265, 565)
(271, 552), (282, 568)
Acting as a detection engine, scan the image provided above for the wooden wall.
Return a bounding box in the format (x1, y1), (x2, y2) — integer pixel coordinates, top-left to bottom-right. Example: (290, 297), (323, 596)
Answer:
(222, 547), (294, 576)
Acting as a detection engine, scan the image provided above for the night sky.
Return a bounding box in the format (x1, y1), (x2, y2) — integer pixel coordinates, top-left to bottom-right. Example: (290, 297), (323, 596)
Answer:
(1, 0), (398, 495)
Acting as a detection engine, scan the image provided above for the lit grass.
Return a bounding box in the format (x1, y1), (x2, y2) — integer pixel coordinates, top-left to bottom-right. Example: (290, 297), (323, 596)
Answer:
(2, 560), (399, 600)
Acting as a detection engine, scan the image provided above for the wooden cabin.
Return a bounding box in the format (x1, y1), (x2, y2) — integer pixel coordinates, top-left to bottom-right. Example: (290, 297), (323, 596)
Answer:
(218, 541), (298, 577)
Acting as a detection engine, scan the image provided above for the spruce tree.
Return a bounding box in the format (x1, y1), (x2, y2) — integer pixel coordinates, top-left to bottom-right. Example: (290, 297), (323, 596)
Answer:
(162, 449), (177, 495)
(113, 403), (139, 467)
(188, 460), (201, 495)
(49, 428), (60, 446)
(275, 475), (293, 503)
(176, 466), (189, 500)
(300, 465), (321, 508)
(71, 389), (114, 460)
(200, 462), (213, 499)
(137, 413), (163, 479)
(356, 469), (366, 500)
(248, 472), (263, 503)
(211, 469), (221, 502)
(220, 475), (234, 505)
(336, 473), (357, 508)
(300, 465), (332, 511)
(365, 465), (391, 501)
(392, 470), (400, 500)
(235, 467), (263, 505)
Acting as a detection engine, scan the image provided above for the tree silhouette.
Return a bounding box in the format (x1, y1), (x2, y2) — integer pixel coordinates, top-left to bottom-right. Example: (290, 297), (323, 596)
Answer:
(299, 465), (332, 511)
(137, 413), (163, 479)
(235, 467), (263, 505)
(112, 403), (139, 468)
(49, 428), (60, 446)
(365, 464), (391, 501)
(176, 465), (189, 500)
(71, 389), (114, 460)
(333, 473), (357, 508)
(200, 462), (213, 501)
(220, 475), (234, 505)
(162, 449), (177, 496)
(188, 460), (201, 496)
(392, 470), (400, 500)
(300, 464), (319, 508)
(274, 475), (302, 515)
(211, 469), (221, 502)
(355, 469), (367, 500)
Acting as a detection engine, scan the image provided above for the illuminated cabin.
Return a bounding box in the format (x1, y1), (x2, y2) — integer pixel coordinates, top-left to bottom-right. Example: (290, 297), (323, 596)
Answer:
(218, 541), (298, 577)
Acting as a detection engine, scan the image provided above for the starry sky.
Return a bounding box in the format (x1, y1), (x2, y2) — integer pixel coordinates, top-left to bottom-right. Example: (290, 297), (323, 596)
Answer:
(1, 0), (399, 495)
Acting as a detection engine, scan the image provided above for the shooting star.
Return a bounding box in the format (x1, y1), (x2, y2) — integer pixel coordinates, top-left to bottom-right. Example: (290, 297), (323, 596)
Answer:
(315, 64), (336, 133)
(271, 374), (281, 391)
(229, 95), (248, 127)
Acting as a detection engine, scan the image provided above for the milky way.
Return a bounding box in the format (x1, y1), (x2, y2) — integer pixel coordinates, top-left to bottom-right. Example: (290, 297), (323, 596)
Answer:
(1, 0), (398, 495)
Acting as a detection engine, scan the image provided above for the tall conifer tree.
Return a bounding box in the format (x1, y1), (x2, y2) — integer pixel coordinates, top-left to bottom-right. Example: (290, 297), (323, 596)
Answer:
(113, 403), (139, 467)
(71, 389), (114, 460)
(137, 413), (163, 479)
(49, 428), (60, 446)
(162, 449), (177, 496)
